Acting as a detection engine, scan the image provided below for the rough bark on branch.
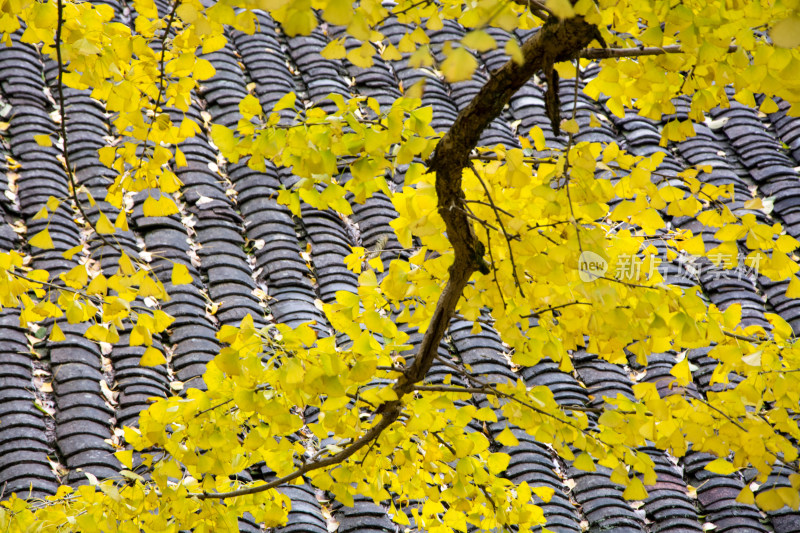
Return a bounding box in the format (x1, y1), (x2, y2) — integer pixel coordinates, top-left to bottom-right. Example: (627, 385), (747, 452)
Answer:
(581, 44), (738, 59)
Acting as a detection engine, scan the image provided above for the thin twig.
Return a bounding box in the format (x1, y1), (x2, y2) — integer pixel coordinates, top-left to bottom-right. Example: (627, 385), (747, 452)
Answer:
(135, 0), (180, 178)
(759, 368), (800, 375)
(347, 392), (376, 409)
(413, 384), (603, 413)
(356, 436), (380, 466)
(390, 0), (434, 19)
(723, 331), (768, 344)
(523, 300), (591, 318)
(471, 154), (555, 163)
(596, 274), (662, 290)
(54, 0), (116, 251)
(431, 431), (457, 455)
(468, 161), (525, 296)
(458, 205), (501, 232)
(8, 270), (99, 304)
(376, 365), (405, 373)
(483, 226), (508, 312)
(464, 199), (516, 219)
(452, 312), (494, 326)
(581, 44), (738, 60)
(194, 384), (271, 418)
(693, 397), (747, 432)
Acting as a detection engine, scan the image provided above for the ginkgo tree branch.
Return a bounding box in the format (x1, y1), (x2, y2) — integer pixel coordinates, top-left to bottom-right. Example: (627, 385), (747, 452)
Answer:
(405, 15), (600, 391)
(524, 300), (592, 318)
(723, 330), (769, 343)
(191, 13), (603, 503)
(581, 44), (738, 59)
(413, 384), (604, 413)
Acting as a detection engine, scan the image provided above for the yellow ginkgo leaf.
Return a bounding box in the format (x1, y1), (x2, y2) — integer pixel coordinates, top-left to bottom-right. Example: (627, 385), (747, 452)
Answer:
(192, 58), (216, 80)
(62, 244), (83, 260)
(736, 486), (755, 505)
(495, 426), (519, 446)
(46, 196), (60, 212)
(139, 275), (165, 299)
(32, 206), (48, 220)
(440, 47), (477, 83)
(152, 309), (174, 332)
(210, 124), (236, 154)
(744, 198), (764, 210)
(130, 325), (151, 347)
(171, 263), (193, 285)
(273, 92), (296, 112)
(561, 118), (579, 134)
(704, 458), (737, 475)
(115, 211), (129, 231)
(98, 145), (115, 167)
(85, 324), (110, 343)
(175, 147), (187, 168)
(622, 476), (648, 500)
(201, 32), (227, 54)
(118, 253), (135, 276)
(574, 453), (596, 472)
(30, 228), (54, 249)
(546, 0), (574, 19)
(381, 43), (401, 61)
(61, 264), (88, 289)
(786, 276), (800, 298)
(755, 488), (790, 511)
(282, 6), (316, 36)
(140, 346), (166, 367)
(322, 0), (352, 25)
(143, 195), (179, 217)
(760, 97), (779, 114)
(670, 356), (692, 386)
(347, 42), (375, 68)
(770, 16), (800, 49)
(115, 449), (133, 469)
(159, 170), (182, 194)
(49, 322), (65, 342)
(462, 30), (496, 52)
(96, 212), (115, 234)
(86, 273), (107, 296)
(505, 39), (523, 65)
(239, 94), (262, 118)
(34, 134), (52, 146)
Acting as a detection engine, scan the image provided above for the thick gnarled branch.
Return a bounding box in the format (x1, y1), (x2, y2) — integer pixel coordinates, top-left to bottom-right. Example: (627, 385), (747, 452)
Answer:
(411, 15), (601, 386)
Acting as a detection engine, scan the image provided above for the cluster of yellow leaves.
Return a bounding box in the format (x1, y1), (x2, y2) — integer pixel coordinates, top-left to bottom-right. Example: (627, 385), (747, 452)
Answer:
(212, 93), (437, 215)
(584, 0), (800, 129)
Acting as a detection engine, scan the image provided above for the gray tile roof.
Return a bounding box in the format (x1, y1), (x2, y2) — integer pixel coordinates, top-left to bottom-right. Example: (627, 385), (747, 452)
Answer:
(1, 1), (800, 532)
